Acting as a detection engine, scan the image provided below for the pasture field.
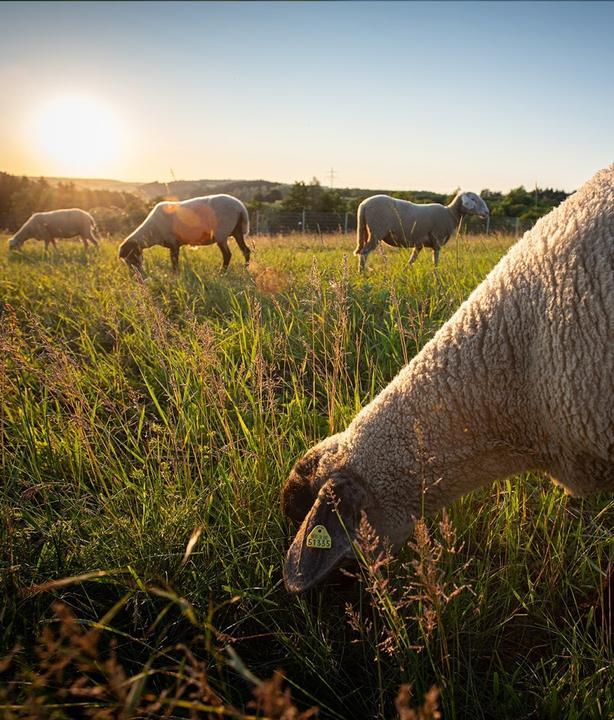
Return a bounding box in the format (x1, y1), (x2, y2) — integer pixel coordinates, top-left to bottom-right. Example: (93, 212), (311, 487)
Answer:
(0, 232), (612, 719)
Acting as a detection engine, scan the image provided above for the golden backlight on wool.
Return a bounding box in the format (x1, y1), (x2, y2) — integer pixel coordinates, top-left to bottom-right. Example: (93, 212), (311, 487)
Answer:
(171, 205), (218, 243)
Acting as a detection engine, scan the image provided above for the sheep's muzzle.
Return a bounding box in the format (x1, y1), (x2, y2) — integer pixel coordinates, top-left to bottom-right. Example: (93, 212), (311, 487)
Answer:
(119, 240), (143, 269)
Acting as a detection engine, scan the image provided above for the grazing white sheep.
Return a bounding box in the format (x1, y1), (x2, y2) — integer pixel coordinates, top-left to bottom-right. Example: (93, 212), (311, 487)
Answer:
(8, 209), (100, 251)
(354, 192), (489, 271)
(118, 194), (250, 274)
(283, 164), (614, 593)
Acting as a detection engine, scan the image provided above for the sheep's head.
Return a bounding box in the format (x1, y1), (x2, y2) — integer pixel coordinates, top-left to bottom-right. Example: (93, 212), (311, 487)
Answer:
(282, 436), (381, 593)
(8, 236), (22, 251)
(460, 192), (489, 219)
(118, 237), (144, 275)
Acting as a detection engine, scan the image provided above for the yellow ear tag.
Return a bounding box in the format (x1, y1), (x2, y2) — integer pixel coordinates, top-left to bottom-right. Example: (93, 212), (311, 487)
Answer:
(306, 525), (332, 549)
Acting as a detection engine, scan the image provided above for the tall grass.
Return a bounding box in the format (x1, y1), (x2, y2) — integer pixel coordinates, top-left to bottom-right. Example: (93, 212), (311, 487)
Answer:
(0, 233), (611, 718)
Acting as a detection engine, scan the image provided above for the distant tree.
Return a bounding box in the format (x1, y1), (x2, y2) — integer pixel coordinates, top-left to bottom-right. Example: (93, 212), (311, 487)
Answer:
(479, 189), (503, 204)
(283, 178), (348, 213)
(320, 188), (346, 213)
(250, 191), (265, 211)
(282, 181), (309, 211)
(263, 188), (283, 203)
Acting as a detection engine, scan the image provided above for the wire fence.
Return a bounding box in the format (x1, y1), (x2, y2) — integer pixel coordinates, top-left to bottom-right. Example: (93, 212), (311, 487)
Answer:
(248, 209), (537, 238)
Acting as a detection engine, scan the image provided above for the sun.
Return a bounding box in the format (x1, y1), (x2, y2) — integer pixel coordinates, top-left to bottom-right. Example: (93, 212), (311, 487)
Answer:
(33, 95), (123, 176)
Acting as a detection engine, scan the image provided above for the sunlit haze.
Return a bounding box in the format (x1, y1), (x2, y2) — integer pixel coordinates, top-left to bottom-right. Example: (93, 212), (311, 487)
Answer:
(1, 1), (613, 192)
(32, 95), (124, 176)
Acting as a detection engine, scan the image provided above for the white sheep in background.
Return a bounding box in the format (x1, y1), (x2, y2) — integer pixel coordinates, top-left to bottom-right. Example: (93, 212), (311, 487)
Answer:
(8, 209), (100, 251)
(118, 194), (250, 275)
(354, 191), (489, 271)
(283, 164), (614, 593)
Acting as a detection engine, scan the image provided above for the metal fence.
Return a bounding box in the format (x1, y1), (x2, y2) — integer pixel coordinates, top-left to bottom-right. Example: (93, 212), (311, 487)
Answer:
(250, 209), (352, 235)
(248, 209), (537, 238)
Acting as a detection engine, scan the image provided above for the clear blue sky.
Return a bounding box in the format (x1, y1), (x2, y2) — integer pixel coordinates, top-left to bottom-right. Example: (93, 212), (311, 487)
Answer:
(1, 1), (612, 192)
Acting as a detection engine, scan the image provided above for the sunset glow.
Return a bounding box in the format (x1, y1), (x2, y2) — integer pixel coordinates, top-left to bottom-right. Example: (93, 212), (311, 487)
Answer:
(1, 2), (612, 190)
(32, 96), (123, 176)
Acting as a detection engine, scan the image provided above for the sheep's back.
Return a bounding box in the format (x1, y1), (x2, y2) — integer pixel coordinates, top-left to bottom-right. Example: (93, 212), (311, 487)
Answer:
(527, 167), (614, 472)
(37, 209), (94, 234)
(458, 164), (614, 487)
(148, 195), (245, 244)
(363, 196), (454, 246)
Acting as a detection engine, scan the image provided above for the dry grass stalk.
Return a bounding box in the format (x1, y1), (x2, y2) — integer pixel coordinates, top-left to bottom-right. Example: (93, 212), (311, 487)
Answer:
(0, 601), (318, 719)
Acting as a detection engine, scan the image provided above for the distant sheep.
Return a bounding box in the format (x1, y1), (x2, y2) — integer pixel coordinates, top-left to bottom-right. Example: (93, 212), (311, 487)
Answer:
(283, 165), (614, 593)
(118, 194), (250, 275)
(8, 209), (99, 251)
(354, 192), (489, 271)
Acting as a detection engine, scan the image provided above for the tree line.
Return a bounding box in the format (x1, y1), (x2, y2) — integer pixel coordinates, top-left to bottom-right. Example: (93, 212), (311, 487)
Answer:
(0, 173), (151, 234)
(0, 172), (569, 237)
(276, 177), (569, 220)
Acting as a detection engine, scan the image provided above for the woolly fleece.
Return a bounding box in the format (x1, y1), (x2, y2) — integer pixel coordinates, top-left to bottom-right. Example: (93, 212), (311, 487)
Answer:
(8, 208), (99, 249)
(283, 164), (614, 592)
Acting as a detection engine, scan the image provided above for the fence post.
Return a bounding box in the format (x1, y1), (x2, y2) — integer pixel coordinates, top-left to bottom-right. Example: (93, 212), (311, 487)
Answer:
(344, 212), (349, 234)
(302, 209), (306, 234)
(255, 211), (259, 236)
(514, 217), (520, 238)
(485, 214), (490, 235)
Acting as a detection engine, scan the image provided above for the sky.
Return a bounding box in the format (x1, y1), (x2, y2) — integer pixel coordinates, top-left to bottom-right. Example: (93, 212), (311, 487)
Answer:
(1, 1), (613, 193)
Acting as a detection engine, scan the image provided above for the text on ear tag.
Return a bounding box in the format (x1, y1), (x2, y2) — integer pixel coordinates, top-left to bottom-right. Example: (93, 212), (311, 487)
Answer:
(306, 524), (332, 549)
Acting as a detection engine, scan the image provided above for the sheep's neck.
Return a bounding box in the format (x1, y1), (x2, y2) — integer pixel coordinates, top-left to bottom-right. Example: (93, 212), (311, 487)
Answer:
(347, 275), (542, 528)
(398, 300), (539, 513)
(446, 196), (464, 225)
(11, 225), (31, 244)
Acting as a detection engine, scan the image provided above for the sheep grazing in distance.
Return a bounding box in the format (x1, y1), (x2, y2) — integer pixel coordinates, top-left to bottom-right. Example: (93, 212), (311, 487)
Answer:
(283, 164), (614, 594)
(118, 194), (250, 275)
(354, 191), (489, 271)
(8, 209), (100, 251)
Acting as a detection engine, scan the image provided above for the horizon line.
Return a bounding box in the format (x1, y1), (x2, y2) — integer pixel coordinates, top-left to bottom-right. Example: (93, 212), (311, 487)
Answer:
(5, 171), (575, 195)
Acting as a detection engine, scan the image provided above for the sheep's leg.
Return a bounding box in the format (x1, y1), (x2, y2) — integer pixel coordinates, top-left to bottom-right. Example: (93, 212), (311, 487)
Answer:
(429, 231), (448, 267)
(408, 247), (421, 265)
(217, 238), (231, 271)
(233, 229), (251, 266)
(170, 246), (180, 273)
(40, 229), (55, 252)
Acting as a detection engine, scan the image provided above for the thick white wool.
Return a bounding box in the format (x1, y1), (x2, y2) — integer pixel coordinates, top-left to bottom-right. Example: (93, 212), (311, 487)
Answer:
(283, 165), (613, 592)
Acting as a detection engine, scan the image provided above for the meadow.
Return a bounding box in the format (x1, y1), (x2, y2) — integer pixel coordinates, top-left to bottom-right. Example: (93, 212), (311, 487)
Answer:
(0, 232), (611, 719)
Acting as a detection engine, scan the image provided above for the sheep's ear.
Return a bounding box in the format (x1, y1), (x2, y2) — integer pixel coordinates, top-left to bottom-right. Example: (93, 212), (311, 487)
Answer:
(281, 451), (323, 526)
(283, 473), (366, 593)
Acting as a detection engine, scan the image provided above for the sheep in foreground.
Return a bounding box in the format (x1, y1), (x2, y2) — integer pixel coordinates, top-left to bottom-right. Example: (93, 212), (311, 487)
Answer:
(8, 209), (100, 251)
(118, 194), (250, 275)
(283, 164), (614, 593)
(354, 191), (489, 271)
